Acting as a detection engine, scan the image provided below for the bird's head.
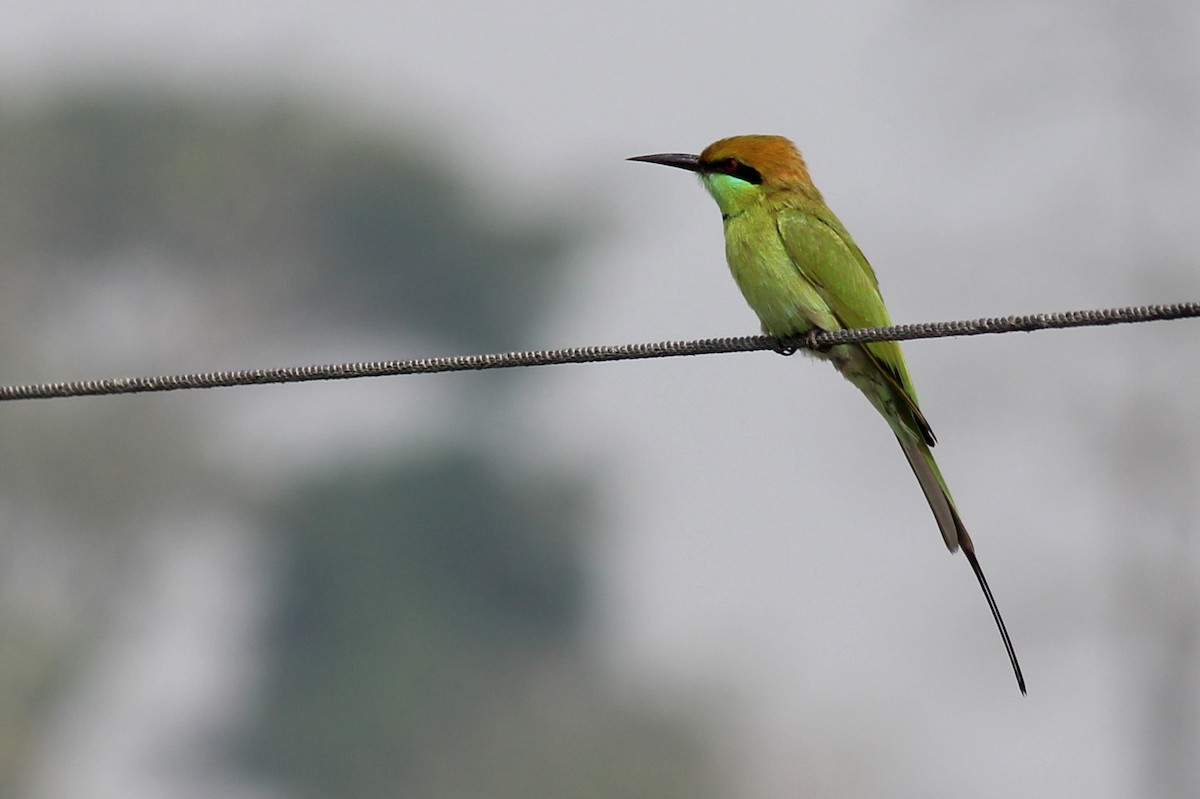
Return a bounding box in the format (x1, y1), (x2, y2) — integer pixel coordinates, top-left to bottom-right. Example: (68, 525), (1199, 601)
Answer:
(629, 135), (817, 217)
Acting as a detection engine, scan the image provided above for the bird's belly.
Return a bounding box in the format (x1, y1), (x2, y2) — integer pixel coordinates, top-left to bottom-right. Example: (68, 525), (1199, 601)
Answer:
(724, 223), (825, 337)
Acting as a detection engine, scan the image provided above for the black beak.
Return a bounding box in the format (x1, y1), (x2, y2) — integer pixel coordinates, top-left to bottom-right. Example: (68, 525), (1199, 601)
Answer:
(627, 152), (702, 172)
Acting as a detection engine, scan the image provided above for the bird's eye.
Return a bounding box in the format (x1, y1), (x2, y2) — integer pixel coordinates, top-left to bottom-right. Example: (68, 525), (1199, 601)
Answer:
(711, 157), (763, 185)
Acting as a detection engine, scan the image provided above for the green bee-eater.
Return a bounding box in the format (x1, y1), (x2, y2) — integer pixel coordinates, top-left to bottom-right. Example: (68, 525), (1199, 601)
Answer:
(630, 135), (1024, 693)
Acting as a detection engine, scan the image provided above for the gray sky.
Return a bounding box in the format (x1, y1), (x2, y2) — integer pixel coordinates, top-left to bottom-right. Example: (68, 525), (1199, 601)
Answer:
(5, 2), (1200, 797)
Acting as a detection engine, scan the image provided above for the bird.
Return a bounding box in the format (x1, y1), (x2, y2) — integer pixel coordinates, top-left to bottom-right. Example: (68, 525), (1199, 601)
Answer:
(629, 135), (1025, 693)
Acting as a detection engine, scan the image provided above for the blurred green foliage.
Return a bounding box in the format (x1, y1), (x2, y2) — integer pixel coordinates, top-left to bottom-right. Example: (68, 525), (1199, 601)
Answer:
(255, 452), (716, 797)
(0, 95), (571, 349)
(0, 94), (718, 799)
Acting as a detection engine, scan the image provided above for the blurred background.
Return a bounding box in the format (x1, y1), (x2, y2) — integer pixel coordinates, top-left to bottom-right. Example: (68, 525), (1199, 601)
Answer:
(0, 2), (1197, 797)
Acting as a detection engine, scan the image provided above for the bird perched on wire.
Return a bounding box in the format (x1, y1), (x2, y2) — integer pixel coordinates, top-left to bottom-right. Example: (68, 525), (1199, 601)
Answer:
(630, 135), (1024, 693)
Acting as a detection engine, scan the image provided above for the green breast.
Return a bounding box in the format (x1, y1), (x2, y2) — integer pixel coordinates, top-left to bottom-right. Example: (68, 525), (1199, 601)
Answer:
(721, 211), (837, 337)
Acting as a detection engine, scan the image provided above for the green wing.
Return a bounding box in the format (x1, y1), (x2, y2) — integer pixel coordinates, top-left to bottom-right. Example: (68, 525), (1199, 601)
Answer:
(776, 206), (934, 444)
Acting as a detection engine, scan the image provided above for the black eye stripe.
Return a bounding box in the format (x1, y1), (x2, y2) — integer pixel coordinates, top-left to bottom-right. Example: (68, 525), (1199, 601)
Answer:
(728, 162), (762, 185)
(703, 157), (763, 185)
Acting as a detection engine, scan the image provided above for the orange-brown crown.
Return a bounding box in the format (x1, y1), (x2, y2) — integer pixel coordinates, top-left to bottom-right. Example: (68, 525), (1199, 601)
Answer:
(699, 135), (814, 187)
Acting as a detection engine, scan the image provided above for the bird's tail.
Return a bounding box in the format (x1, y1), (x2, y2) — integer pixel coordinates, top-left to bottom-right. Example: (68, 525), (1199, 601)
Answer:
(896, 435), (1026, 694)
(897, 435), (970, 553)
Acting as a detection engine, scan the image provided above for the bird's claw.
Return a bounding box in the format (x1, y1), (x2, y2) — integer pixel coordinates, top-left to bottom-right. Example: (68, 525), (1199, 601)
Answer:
(770, 337), (800, 356)
(770, 332), (827, 355)
(804, 330), (832, 353)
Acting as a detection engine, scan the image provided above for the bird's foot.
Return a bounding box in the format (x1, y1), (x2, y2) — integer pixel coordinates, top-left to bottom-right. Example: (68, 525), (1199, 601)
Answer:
(770, 337), (799, 356)
(770, 331), (829, 356)
(804, 329), (832, 353)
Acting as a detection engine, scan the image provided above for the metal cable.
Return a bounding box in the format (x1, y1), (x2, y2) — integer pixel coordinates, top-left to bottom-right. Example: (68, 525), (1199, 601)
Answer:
(0, 301), (1196, 402)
